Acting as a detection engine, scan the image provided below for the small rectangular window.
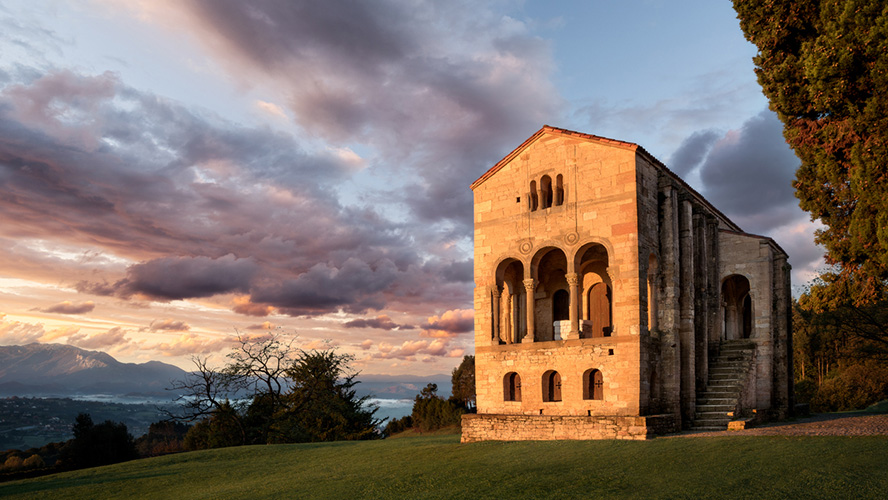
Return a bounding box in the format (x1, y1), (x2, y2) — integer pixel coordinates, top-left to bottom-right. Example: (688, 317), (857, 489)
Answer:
(516, 197), (521, 203)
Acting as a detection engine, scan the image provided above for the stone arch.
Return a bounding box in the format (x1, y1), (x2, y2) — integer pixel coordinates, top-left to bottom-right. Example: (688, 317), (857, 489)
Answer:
(582, 368), (604, 400)
(542, 370), (562, 402)
(494, 258), (526, 344)
(529, 180), (538, 211)
(574, 242), (613, 338)
(540, 175), (553, 209)
(555, 174), (564, 206)
(721, 274), (752, 340)
(530, 247), (569, 341)
(503, 372), (521, 401)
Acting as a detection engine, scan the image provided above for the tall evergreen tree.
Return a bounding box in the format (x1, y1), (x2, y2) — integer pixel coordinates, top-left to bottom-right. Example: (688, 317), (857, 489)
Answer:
(733, 0), (888, 303)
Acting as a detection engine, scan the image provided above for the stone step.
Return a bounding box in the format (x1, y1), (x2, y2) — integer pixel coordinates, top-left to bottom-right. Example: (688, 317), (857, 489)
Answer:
(713, 356), (753, 363)
(708, 379), (741, 387)
(696, 404), (735, 412)
(710, 366), (745, 373)
(710, 372), (743, 380)
(697, 390), (740, 400)
(692, 425), (728, 431)
(697, 398), (737, 406)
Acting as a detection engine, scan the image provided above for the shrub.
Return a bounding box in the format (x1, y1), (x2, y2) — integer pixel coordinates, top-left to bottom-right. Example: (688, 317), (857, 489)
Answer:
(22, 454), (45, 469)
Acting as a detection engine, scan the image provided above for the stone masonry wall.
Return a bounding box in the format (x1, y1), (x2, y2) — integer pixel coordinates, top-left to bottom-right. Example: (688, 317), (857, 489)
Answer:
(461, 413), (678, 442)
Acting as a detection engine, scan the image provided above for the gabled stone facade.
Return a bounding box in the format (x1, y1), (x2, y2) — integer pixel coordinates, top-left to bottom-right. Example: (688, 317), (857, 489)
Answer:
(462, 126), (792, 442)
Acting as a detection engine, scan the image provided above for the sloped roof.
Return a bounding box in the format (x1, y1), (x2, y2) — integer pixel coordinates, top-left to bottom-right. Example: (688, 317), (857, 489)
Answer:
(471, 125), (745, 233)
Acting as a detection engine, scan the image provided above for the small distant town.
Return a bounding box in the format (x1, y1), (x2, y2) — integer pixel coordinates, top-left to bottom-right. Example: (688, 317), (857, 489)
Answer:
(0, 397), (170, 451)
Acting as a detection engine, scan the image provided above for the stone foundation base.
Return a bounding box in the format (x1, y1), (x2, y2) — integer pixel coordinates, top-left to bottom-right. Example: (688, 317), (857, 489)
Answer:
(460, 413), (678, 443)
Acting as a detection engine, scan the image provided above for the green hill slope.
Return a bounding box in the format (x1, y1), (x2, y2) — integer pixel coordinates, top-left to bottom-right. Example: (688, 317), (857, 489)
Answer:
(3, 434), (887, 499)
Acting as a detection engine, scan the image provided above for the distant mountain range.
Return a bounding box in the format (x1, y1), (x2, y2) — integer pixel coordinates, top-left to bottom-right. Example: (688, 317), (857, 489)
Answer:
(0, 343), (188, 399)
(0, 343), (452, 402)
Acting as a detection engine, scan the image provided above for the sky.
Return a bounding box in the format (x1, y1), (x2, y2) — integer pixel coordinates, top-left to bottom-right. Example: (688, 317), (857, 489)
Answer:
(0, 0), (824, 375)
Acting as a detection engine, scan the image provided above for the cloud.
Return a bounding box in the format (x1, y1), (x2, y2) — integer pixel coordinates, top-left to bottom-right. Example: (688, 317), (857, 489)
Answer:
(370, 337), (456, 360)
(148, 318), (191, 332)
(146, 332), (234, 357)
(38, 300), (95, 314)
(231, 295), (275, 317)
(245, 321), (275, 330)
(421, 308), (473, 338)
(697, 110), (800, 235)
(132, 0), (561, 228)
(0, 68), (474, 318)
(67, 326), (128, 349)
(668, 129), (721, 177)
(343, 314), (414, 331)
(0, 314), (46, 345)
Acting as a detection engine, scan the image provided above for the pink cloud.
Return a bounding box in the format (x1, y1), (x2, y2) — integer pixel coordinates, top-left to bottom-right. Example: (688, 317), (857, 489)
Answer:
(39, 300), (96, 315)
(67, 327), (129, 349)
(148, 318), (191, 332)
(147, 332), (234, 357)
(421, 309), (473, 338)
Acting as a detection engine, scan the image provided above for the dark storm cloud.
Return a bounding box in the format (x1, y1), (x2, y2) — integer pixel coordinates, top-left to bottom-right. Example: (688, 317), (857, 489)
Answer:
(697, 110), (800, 235)
(668, 129), (721, 177)
(176, 0), (561, 228)
(0, 68), (475, 317)
(117, 255), (258, 300)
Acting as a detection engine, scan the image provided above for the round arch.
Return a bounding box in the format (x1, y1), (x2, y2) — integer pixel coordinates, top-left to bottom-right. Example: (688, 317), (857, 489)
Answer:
(721, 274), (753, 340)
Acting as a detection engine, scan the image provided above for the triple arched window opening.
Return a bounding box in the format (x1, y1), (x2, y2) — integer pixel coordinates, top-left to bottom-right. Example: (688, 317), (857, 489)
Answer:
(503, 369), (604, 402)
(529, 174), (565, 211)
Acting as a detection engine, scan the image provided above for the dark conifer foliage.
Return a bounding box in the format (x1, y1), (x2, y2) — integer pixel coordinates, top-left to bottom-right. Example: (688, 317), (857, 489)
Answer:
(734, 0), (888, 303)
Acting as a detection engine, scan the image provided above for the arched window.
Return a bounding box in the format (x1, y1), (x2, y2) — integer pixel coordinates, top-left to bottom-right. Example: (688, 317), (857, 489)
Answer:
(503, 372), (522, 401)
(583, 369), (603, 400)
(722, 274), (752, 340)
(529, 181), (539, 211)
(540, 175), (553, 209)
(555, 174), (564, 206)
(542, 370), (561, 402)
(553, 289), (569, 321)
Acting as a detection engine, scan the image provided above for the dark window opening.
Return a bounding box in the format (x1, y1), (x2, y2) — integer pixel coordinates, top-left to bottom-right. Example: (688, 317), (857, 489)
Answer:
(553, 289), (569, 322)
(503, 372), (522, 401)
(542, 370), (561, 402)
(583, 369), (604, 400)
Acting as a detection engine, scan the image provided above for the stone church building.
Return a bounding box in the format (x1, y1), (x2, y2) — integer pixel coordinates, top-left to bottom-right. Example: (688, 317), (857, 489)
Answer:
(461, 126), (793, 442)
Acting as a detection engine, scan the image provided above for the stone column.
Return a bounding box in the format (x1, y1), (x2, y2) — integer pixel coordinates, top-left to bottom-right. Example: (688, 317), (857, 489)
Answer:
(522, 278), (536, 342)
(504, 293), (513, 344)
(566, 272), (580, 339)
(678, 199), (696, 426)
(490, 285), (501, 345)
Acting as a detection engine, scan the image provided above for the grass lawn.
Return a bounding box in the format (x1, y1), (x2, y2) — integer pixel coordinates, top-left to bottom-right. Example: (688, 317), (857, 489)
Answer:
(2, 434), (887, 499)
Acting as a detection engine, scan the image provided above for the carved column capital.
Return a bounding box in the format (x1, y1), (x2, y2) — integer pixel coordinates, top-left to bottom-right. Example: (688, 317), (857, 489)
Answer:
(489, 284), (501, 297)
(565, 272), (579, 286)
(605, 267), (616, 283)
(522, 278), (536, 292)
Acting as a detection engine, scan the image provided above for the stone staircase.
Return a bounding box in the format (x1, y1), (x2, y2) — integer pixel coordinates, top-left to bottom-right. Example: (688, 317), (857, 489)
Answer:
(692, 340), (756, 430)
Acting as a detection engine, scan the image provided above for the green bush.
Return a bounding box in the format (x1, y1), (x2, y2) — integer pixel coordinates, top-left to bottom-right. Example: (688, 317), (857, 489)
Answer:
(22, 455), (45, 469)
(811, 364), (888, 412)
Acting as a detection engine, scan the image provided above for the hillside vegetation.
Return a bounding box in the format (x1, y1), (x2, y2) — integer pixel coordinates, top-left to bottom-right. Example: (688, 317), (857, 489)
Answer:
(2, 434), (887, 499)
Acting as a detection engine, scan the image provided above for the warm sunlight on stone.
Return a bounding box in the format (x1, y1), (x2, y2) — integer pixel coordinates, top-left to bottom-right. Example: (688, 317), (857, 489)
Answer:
(463, 126), (793, 442)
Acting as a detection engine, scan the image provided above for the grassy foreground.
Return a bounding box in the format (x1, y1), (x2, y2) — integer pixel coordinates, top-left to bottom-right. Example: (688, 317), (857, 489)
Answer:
(2, 434), (887, 499)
